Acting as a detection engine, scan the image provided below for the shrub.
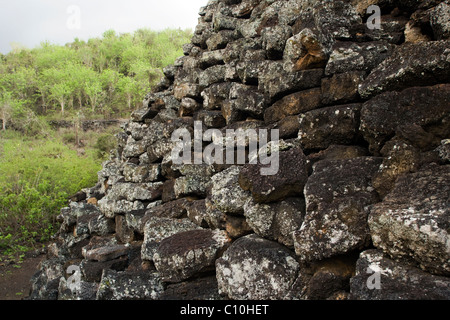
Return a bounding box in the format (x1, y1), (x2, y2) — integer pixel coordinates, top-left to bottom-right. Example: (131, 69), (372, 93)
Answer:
(0, 135), (101, 256)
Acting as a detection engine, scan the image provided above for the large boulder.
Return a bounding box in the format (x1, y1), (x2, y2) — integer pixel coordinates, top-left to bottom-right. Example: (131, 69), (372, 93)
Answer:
(368, 164), (450, 276)
(153, 229), (231, 283)
(239, 147), (309, 203)
(350, 250), (450, 300)
(216, 234), (300, 300)
(294, 157), (382, 262)
(359, 41), (450, 98)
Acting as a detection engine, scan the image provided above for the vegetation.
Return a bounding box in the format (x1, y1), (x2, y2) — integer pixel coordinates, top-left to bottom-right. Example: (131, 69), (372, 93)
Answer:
(0, 28), (192, 261)
(0, 28), (192, 129)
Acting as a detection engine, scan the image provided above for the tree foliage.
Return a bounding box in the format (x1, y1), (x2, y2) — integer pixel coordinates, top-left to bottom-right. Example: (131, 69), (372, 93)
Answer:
(0, 28), (192, 125)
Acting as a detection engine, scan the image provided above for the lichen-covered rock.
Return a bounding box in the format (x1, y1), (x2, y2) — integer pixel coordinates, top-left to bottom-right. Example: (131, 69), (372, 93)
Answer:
(350, 250), (450, 300)
(358, 41), (450, 98)
(360, 84), (450, 154)
(96, 269), (165, 300)
(298, 104), (362, 151)
(141, 217), (202, 261)
(216, 234), (300, 300)
(29, 0), (450, 301)
(244, 197), (305, 247)
(239, 148), (309, 203)
(29, 258), (65, 300)
(325, 41), (394, 76)
(208, 166), (252, 214)
(159, 276), (222, 300)
(294, 157), (382, 262)
(368, 164), (450, 276)
(258, 61), (323, 100)
(264, 88), (322, 124)
(429, 2), (450, 40)
(153, 229), (231, 283)
(371, 140), (421, 198)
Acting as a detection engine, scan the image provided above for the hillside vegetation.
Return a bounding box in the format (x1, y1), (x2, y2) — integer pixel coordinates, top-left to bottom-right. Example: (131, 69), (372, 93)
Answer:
(0, 28), (191, 261)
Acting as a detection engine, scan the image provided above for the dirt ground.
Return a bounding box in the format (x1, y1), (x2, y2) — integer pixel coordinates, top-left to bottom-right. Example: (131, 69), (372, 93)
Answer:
(0, 253), (45, 300)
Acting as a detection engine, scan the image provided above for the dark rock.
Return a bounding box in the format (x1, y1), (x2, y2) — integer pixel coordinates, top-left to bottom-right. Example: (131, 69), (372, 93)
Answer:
(141, 217), (201, 261)
(131, 108), (158, 122)
(159, 276), (222, 300)
(292, 28), (328, 71)
(224, 214), (253, 239)
(264, 88), (322, 124)
(239, 148), (309, 203)
(298, 104), (362, 151)
(201, 82), (232, 111)
(320, 71), (365, 105)
(371, 140), (421, 198)
(360, 84), (450, 154)
(83, 244), (129, 262)
(305, 254), (357, 300)
(294, 157), (382, 263)
(258, 61), (323, 100)
(80, 256), (129, 282)
(359, 41), (450, 98)
(369, 164), (450, 276)
(307, 145), (369, 166)
(429, 2), (450, 40)
(96, 269), (165, 300)
(350, 250), (450, 300)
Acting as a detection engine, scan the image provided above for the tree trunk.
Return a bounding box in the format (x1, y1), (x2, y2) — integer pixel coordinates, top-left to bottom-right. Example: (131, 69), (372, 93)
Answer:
(1, 110), (6, 131)
(61, 100), (65, 116)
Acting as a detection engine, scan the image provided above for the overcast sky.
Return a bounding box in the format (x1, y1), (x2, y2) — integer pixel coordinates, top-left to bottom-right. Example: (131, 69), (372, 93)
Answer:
(0, 0), (209, 54)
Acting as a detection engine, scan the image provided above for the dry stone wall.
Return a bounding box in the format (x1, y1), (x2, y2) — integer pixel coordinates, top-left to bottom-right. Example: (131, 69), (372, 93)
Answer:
(30, 0), (450, 300)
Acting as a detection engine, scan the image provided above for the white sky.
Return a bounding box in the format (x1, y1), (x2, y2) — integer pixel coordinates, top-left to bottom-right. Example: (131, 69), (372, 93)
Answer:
(0, 0), (209, 54)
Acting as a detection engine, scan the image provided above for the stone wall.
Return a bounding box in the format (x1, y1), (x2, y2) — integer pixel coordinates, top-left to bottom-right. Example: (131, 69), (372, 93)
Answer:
(30, 0), (450, 300)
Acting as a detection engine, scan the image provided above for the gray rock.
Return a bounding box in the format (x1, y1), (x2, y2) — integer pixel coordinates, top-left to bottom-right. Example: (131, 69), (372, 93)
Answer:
(369, 164), (450, 276)
(360, 84), (450, 154)
(208, 166), (252, 215)
(261, 25), (293, 60)
(199, 65), (227, 88)
(358, 40), (450, 98)
(98, 198), (145, 219)
(429, 2), (450, 40)
(83, 243), (129, 262)
(294, 157), (382, 262)
(244, 197), (305, 247)
(141, 217), (202, 261)
(325, 41), (394, 76)
(96, 269), (165, 300)
(153, 229), (231, 283)
(122, 163), (161, 183)
(216, 234), (300, 300)
(350, 250), (450, 300)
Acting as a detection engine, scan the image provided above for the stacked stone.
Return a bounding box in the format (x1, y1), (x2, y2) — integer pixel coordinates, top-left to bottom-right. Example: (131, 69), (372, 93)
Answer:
(30, 0), (450, 300)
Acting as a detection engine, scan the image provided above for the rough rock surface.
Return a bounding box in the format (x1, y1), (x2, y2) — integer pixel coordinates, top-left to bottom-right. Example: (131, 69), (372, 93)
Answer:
(30, 0), (450, 301)
(215, 234), (300, 300)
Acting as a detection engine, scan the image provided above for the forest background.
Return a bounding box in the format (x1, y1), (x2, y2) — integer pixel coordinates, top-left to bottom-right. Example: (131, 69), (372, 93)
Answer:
(0, 28), (192, 262)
